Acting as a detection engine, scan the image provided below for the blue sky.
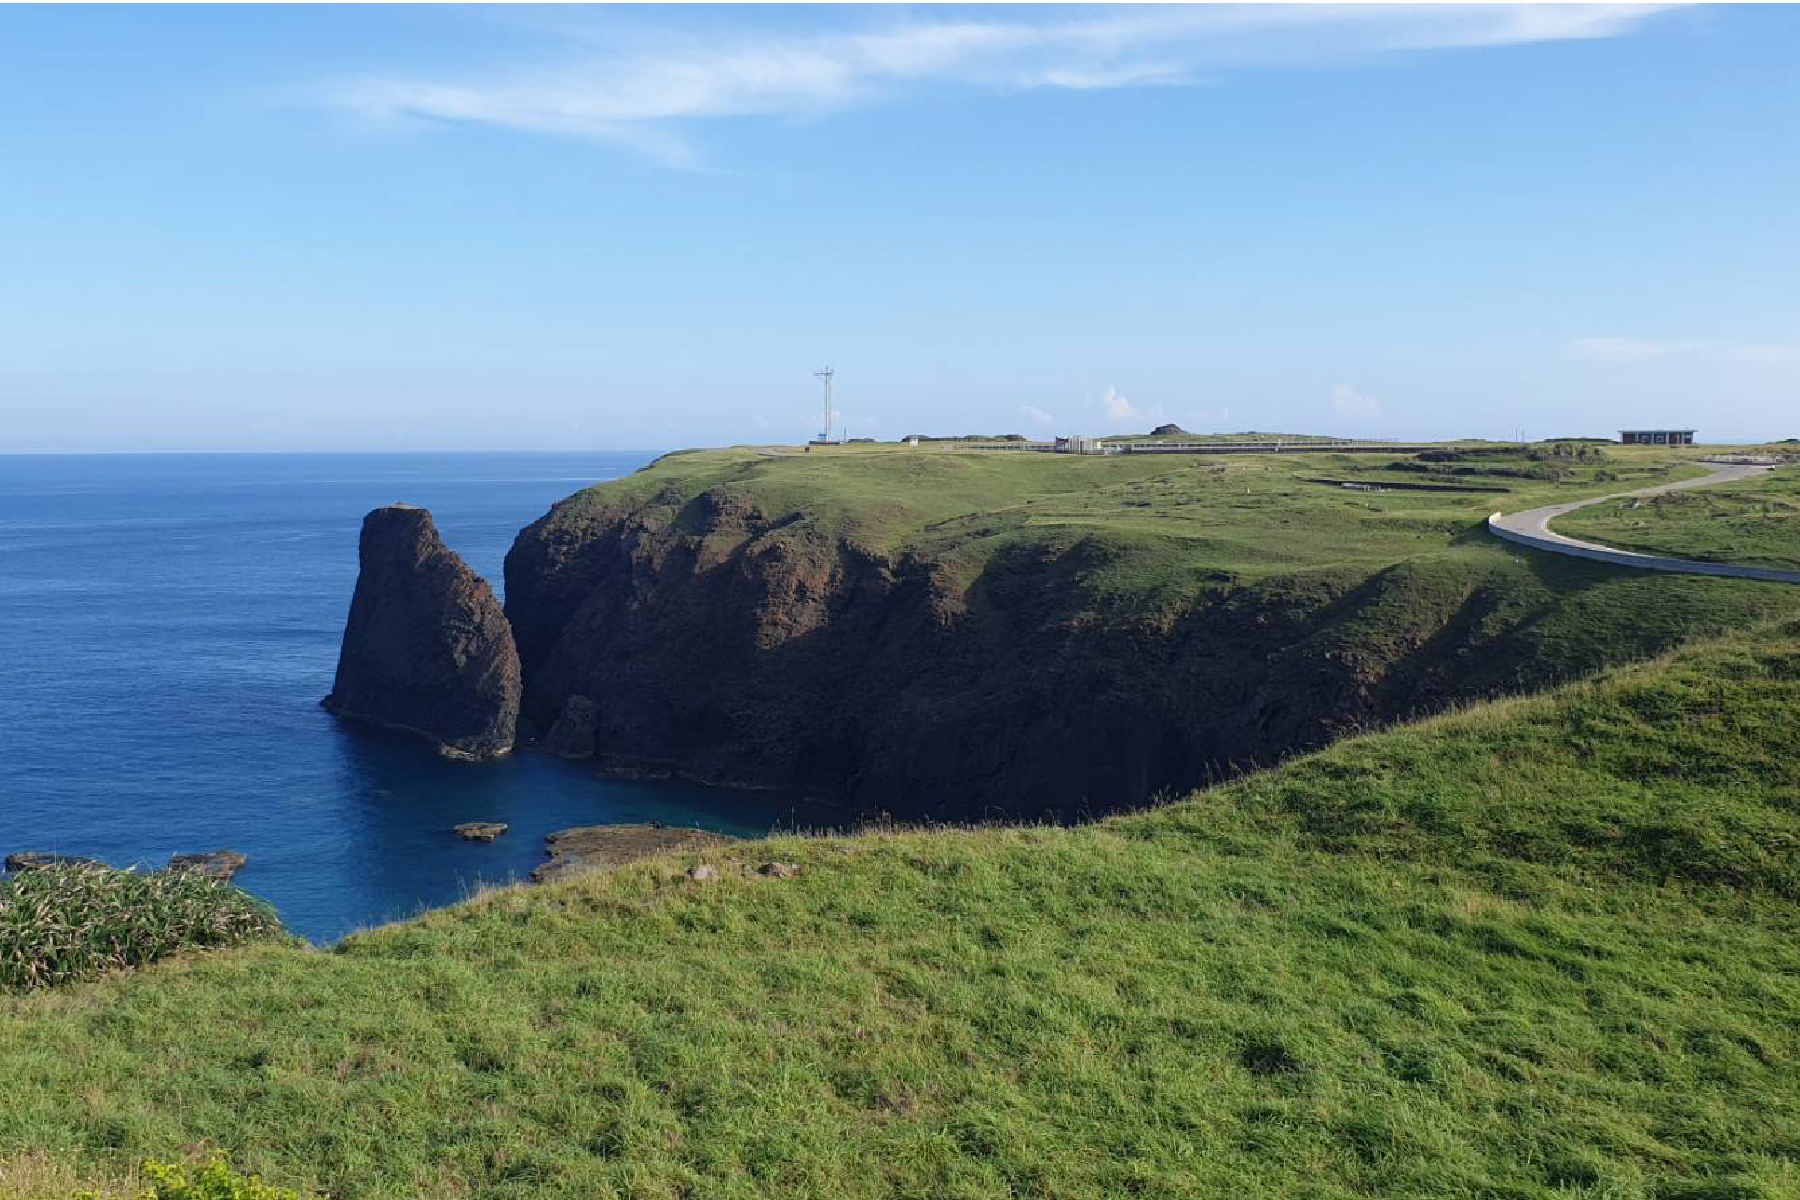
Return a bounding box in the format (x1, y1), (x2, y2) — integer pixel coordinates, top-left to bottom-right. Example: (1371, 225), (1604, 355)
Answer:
(1, 3), (1795, 451)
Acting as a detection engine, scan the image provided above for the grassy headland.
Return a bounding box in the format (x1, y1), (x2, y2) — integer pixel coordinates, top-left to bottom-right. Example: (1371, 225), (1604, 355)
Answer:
(504, 440), (1799, 815)
(584, 441), (1695, 575)
(557, 439), (1732, 600)
(4, 617), (1799, 1198)
(1554, 464), (1800, 570)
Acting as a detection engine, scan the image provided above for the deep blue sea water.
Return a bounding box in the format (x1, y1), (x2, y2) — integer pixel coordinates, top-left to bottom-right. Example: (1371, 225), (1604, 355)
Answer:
(0, 453), (816, 942)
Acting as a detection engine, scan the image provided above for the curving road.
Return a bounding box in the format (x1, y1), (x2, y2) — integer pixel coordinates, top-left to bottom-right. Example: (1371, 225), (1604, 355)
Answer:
(1487, 461), (1800, 584)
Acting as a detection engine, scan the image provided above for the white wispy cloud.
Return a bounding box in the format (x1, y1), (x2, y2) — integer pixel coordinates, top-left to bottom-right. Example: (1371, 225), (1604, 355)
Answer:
(1021, 403), (1058, 425)
(1567, 337), (1799, 367)
(1331, 384), (1381, 420)
(1100, 386), (1142, 421)
(325, 5), (1678, 165)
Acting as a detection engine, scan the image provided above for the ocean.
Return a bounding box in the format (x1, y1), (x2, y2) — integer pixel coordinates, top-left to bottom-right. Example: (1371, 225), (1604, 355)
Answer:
(0, 452), (816, 943)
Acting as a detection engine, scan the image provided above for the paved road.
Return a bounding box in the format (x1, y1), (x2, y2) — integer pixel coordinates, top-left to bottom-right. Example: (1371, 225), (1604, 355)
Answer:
(1487, 461), (1800, 584)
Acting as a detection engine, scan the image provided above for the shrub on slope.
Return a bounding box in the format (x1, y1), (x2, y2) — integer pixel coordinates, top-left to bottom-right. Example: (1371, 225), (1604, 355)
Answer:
(0, 865), (285, 991)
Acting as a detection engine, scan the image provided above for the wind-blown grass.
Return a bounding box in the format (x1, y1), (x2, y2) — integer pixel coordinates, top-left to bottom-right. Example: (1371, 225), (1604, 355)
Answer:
(0, 865), (285, 992)
(3, 620), (1799, 1198)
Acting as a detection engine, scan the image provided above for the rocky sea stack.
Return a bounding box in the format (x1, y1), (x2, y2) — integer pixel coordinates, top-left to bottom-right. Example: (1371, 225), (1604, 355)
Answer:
(323, 505), (520, 759)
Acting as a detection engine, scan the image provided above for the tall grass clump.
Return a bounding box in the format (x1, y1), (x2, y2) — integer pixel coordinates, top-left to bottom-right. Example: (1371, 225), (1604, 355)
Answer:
(0, 865), (284, 991)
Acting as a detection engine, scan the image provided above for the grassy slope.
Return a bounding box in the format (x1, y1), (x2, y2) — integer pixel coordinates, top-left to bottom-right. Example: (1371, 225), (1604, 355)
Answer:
(544, 443), (1778, 622)
(1555, 466), (1800, 571)
(5, 620), (1800, 1200)
(581, 442), (1703, 577)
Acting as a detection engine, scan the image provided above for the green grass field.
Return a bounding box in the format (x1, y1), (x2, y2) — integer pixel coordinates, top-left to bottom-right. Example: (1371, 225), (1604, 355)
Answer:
(1554, 466), (1800, 570)
(6, 614), (1799, 1199)
(552, 440), (1715, 595)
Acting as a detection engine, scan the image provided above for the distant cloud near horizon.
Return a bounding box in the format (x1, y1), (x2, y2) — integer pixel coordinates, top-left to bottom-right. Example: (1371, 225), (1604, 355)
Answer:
(326, 4), (1681, 166)
(1100, 386), (1143, 421)
(1020, 403), (1057, 425)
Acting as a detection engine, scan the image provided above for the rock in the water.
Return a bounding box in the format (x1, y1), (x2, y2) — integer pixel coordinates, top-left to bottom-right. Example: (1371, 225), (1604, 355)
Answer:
(323, 504), (521, 760)
(453, 822), (509, 843)
(539, 695), (600, 759)
(532, 824), (736, 884)
(5, 851), (103, 872)
(758, 861), (801, 878)
(167, 850), (248, 882)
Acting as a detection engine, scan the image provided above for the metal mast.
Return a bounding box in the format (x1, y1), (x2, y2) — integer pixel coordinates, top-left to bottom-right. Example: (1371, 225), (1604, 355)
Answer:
(814, 367), (835, 443)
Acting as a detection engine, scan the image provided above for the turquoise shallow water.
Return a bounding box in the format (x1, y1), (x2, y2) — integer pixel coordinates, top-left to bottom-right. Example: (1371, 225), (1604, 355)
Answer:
(0, 453), (817, 942)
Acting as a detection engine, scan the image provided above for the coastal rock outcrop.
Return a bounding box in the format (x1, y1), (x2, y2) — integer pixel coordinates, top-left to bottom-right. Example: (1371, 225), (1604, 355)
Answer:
(452, 822), (508, 842)
(167, 850), (247, 882)
(324, 505), (520, 759)
(5, 852), (103, 872)
(532, 824), (737, 884)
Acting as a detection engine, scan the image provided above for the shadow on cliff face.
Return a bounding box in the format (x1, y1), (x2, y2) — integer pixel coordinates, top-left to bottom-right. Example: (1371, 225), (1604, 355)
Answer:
(508, 503), (934, 807)
(495, 491), (1800, 824)
(496, 500), (1397, 820)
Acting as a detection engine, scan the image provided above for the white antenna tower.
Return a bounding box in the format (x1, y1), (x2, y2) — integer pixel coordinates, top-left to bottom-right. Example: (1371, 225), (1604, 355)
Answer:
(814, 366), (835, 443)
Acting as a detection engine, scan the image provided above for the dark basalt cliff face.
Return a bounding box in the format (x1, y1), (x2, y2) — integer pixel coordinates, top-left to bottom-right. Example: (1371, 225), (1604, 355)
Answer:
(497, 482), (1691, 822)
(505, 487), (938, 797)
(324, 505), (520, 759)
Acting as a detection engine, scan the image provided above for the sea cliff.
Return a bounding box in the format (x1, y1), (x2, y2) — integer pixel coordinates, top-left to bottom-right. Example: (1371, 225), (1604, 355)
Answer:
(489, 445), (1797, 818)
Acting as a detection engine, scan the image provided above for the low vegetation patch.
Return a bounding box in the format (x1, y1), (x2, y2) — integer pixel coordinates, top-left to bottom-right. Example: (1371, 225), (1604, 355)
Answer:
(0, 864), (285, 991)
(37, 1157), (313, 1200)
(1555, 467), (1800, 570)
(102, 1158), (309, 1200)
